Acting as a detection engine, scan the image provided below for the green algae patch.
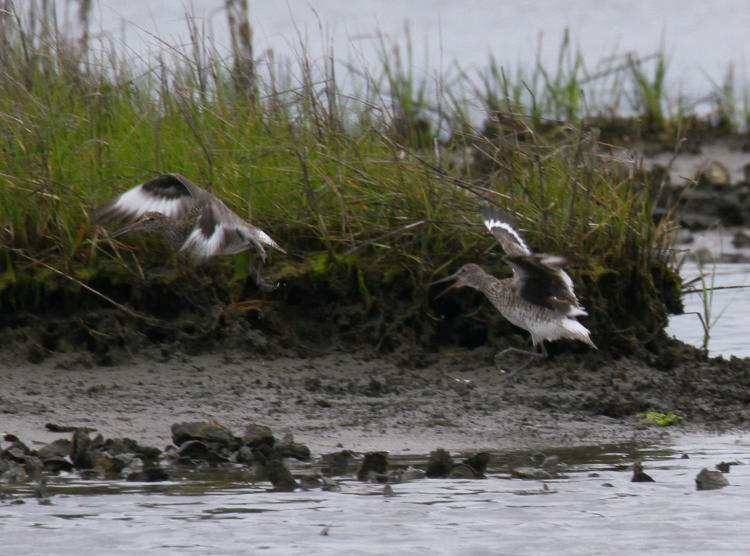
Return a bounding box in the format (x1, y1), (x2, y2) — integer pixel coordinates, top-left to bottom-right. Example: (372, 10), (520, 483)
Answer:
(637, 412), (685, 427)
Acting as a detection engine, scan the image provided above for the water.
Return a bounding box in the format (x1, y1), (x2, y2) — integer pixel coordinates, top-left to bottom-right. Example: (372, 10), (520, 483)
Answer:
(666, 260), (750, 359)
(3, 435), (750, 555)
(86, 0), (750, 102)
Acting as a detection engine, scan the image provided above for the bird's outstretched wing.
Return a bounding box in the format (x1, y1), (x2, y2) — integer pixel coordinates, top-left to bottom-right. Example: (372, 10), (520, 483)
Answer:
(482, 207), (532, 257)
(180, 200), (285, 260)
(504, 254), (586, 317)
(93, 173), (204, 222)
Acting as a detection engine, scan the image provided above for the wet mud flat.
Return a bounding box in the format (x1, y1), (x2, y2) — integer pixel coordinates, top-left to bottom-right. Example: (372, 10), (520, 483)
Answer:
(2, 324), (749, 458)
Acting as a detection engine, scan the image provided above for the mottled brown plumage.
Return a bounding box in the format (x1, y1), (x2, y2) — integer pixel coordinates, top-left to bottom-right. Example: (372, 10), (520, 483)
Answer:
(432, 208), (595, 373)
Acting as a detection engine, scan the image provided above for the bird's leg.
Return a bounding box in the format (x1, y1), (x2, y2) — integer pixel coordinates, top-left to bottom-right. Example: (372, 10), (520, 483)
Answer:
(248, 257), (278, 292)
(495, 342), (547, 381)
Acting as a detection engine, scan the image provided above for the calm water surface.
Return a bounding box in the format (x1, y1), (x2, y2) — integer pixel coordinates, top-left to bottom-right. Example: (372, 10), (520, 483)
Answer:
(667, 261), (750, 358)
(86, 0), (750, 102)
(3, 435), (750, 554)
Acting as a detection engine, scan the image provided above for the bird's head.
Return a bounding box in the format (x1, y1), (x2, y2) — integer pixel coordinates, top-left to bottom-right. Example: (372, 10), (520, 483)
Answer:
(110, 212), (171, 237)
(430, 263), (485, 299)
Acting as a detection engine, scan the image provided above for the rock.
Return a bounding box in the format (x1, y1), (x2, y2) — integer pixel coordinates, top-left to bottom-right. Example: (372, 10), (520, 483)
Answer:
(101, 437), (139, 456)
(400, 466), (426, 482)
(298, 474), (322, 490)
(320, 450), (354, 475)
(1, 444), (29, 464)
(71, 429), (96, 470)
(24, 456), (44, 482)
(320, 477), (340, 492)
(1, 462), (28, 484)
(447, 463), (477, 479)
(45, 423), (93, 433)
(272, 433), (311, 462)
(732, 230), (750, 248)
(135, 445), (162, 464)
(716, 461), (731, 473)
(241, 423), (275, 459)
(696, 160), (731, 187)
(425, 448), (454, 478)
(357, 452), (389, 482)
(97, 453), (130, 476)
(464, 452), (490, 478)
(235, 446), (257, 465)
(264, 459), (298, 492)
(631, 460), (655, 482)
(510, 467), (554, 480)
(171, 422), (239, 450)
(126, 467), (170, 482)
(177, 440), (229, 463)
(37, 439), (72, 460)
(696, 468), (729, 490)
(42, 457), (74, 473)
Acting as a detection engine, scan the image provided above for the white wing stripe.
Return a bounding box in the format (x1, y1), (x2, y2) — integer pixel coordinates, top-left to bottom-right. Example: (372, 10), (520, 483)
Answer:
(180, 224), (227, 259)
(483, 218), (530, 253)
(113, 184), (187, 219)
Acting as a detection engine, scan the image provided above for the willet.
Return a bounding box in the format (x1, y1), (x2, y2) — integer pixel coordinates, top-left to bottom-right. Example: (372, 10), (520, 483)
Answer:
(94, 173), (285, 289)
(432, 207), (595, 375)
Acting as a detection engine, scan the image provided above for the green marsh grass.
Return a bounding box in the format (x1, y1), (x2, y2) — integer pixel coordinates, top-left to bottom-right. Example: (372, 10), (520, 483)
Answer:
(0, 0), (699, 352)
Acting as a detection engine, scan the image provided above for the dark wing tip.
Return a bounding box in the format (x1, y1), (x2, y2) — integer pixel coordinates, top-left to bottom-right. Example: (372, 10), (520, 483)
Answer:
(141, 173), (196, 199)
(481, 206), (517, 227)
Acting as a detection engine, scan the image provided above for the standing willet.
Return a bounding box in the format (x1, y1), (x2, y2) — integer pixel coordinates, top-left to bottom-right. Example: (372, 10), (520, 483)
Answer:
(94, 173), (285, 289)
(432, 207), (595, 375)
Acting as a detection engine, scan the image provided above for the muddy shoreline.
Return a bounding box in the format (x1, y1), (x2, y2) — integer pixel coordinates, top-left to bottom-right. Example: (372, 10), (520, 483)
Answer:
(2, 331), (748, 457)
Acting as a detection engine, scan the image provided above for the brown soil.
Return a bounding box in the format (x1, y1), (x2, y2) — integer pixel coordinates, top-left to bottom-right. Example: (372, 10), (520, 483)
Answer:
(2, 306), (748, 455)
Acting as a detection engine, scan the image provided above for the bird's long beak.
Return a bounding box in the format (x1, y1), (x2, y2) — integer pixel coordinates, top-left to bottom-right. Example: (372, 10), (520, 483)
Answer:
(430, 272), (460, 300)
(109, 220), (147, 238)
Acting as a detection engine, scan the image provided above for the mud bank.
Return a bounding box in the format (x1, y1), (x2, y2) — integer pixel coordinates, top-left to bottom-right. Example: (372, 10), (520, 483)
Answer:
(2, 335), (748, 455)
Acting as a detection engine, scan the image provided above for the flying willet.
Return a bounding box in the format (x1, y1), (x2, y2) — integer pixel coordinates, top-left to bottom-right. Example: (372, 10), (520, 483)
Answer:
(432, 207), (595, 375)
(94, 173), (285, 289)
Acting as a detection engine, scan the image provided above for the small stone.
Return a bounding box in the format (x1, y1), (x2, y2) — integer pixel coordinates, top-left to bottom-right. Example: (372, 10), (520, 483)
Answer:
(42, 457), (74, 473)
(425, 448), (454, 478)
(241, 423), (275, 450)
(447, 463), (477, 479)
(264, 459), (297, 492)
(464, 452), (490, 478)
(696, 468), (729, 490)
(696, 160), (731, 187)
(1, 445), (29, 464)
(732, 230), (750, 248)
(298, 474), (322, 490)
(171, 422), (239, 450)
(510, 466), (553, 480)
(24, 456), (44, 482)
(400, 466), (426, 482)
(631, 460), (655, 482)
(357, 452), (388, 482)
(97, 454), (130, 476)
(37, 439), (72, 460)
(71, 429), (96, 470)
(320, 477), (340, 492)
(715, 461), (731, 473)
(127, 467), (170, 482)
(177, 440), (229, 463)
(272, 433), (311, 462)
(320, 450), (354, 476)
(236, 446), (256, 465)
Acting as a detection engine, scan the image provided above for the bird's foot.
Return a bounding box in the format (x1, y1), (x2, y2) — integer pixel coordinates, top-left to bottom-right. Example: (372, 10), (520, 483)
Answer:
(495, 347), (545, 381)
